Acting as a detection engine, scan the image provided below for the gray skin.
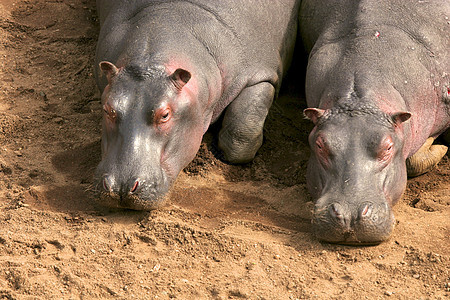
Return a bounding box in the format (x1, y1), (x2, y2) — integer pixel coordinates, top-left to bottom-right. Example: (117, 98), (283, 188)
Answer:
(300, 0), (450, 244)
(94, 0), (299, 210)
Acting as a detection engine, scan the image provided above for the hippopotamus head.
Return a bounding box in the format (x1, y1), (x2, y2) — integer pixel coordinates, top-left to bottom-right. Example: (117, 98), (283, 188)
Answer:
(304, 100), (411, 244)
(94, 61), (205, 210)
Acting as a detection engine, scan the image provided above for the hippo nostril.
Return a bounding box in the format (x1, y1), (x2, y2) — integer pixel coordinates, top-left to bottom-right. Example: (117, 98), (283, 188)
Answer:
(103, 176), (112, 192)
(130, 180), (139, 194)
(328, 203), (350, 228)
(329, 203), (343, 220)
(360, 203), (373, 218)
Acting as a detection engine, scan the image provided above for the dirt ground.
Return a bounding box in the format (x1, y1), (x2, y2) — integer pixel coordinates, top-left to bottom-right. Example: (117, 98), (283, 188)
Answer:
(0, 0), (448, 299)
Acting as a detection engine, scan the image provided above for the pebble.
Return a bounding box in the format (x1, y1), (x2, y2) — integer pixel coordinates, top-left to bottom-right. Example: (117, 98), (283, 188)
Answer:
(152, 263), (161, 272)
(53, 117), (64, 124)
(413, 274), (420, 279)
(384, 290), (393, 296)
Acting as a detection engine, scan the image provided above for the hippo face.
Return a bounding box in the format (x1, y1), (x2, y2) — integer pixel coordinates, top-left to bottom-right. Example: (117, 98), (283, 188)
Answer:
(304, 103), (411, 244)
(94, 62), (204, 210)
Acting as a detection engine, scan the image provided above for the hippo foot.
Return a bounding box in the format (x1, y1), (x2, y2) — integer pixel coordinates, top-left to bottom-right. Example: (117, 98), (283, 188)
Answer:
(218, 82), (275, 164)
(406, 137), (448, 177)
(218, 132), (263, 164)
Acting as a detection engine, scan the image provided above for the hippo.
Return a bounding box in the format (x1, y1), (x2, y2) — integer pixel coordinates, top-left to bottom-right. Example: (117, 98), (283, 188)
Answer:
(93, 0), (300, 210)
(300, 0), (449, 244)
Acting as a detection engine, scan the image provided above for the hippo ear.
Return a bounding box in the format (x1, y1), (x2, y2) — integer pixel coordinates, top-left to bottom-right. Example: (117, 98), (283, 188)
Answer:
(391, 112), (412, 126)
(99, 61), (119, 82)
(304, 108), (326, 125)
(169, 68), (191, 91)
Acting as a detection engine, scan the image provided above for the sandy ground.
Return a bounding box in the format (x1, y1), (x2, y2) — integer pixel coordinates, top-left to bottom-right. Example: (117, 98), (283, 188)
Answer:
(0, 0), (448, 299)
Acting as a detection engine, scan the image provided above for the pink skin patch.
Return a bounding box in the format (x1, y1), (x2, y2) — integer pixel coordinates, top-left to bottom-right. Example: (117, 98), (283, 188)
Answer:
(315, 134), (331, 169)
(165, 58), (199, 102)
(130, 180), (139, 193)
(103, 102), (117, 131)
(361, 204), (370, 216)
(375, 96), (411, 159)
(158, 60), (205, 183)
(153, 104), (173, 132)
(377, 135), (394, 168)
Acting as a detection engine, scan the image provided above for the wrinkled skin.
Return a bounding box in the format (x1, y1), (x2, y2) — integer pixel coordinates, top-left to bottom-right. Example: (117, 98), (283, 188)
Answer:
(300, 0), (450, 244)
(96, 64), (203, 209)
(94, 0), (299, 210)
(305, 101), (411, 244)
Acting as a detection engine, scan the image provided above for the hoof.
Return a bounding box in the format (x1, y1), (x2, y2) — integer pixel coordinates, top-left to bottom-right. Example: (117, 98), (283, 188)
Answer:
(406, 137), (448, 177)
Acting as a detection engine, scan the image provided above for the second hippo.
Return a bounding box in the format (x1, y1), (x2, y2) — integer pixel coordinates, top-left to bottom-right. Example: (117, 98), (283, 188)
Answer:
(300, 0), (449, 244)
(94, 0), (300, 210)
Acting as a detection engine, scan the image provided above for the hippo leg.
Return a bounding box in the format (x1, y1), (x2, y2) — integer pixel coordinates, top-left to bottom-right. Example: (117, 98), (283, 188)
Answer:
(218, 82), (275, 163)
(406, 137), (448, 177)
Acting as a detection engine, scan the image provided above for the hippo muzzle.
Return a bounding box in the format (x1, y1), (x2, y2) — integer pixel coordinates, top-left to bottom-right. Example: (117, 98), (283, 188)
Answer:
(94, 158), (170, 210)
(304, 103), (410, 244)
(313, 194), (395, 245)
(92, 62), (205, 210)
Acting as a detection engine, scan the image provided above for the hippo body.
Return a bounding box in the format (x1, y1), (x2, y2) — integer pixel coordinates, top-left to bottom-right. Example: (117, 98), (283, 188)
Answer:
(300, 0), (449, 243)
(94, 0), (299, 209)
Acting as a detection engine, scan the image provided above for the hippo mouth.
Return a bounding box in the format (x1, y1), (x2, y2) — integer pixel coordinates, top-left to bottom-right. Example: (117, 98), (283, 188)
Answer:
(96, 190), (168, 211)
(312, 201), (395, 245)
(316, 232), (390, 246)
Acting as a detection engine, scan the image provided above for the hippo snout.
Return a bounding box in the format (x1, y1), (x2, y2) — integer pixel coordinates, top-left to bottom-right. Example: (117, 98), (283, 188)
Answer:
(95, 173), (168, 210)
(313, 200), (394, 245)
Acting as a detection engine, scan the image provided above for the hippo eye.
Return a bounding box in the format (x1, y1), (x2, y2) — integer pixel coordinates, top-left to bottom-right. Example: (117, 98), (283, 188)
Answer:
(316, 136), (327, 151)
(161, 111), (170, 121)
(103, 104), (117, 121)
(156, 107), (172, 124)
(377, 137), (394, 164)
(315, 135), (330, 168)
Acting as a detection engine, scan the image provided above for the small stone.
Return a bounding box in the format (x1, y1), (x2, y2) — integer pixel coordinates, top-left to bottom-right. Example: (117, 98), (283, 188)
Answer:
(152, 263), (161, 272)
(53, 117), (64, 124)
(246, 262), (256, 270)
(91, 249), (96, 254)
(384, 290), (393, 296)
(413, 274), (420, 279)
